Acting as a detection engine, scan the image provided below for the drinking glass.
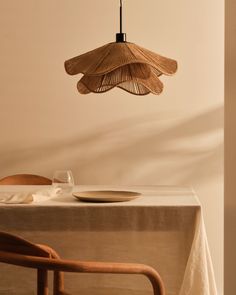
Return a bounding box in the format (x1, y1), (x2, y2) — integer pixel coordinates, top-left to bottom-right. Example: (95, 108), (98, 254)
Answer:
(52, 170), (74, 194)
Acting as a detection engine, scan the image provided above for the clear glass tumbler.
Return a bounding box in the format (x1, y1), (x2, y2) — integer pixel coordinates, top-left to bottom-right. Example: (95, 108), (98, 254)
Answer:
(52, 170), (74, 194)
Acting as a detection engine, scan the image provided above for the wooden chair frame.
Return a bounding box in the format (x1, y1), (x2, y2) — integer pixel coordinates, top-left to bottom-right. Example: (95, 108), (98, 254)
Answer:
(0, 247), (165, 295)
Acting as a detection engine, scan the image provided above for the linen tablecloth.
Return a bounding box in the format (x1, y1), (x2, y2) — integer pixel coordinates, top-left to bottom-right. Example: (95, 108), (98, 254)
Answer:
(0, 185), (217, 295)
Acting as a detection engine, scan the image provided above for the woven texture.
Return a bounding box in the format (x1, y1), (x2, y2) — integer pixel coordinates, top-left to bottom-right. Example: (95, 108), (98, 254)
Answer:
(65, 42), (177, 96)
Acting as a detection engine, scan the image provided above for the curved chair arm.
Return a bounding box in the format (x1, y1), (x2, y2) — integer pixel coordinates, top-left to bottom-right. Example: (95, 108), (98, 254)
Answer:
(0, 250), (165, 295)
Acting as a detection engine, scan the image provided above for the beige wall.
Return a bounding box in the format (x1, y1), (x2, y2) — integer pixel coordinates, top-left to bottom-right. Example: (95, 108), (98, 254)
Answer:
(0, 0), (223, 293)
(225, 0), (236, 294)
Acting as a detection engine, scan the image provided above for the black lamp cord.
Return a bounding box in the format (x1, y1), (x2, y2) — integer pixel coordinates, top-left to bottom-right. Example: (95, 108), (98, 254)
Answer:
(116, 0), (126, 42)
(120, 0), (123, 33)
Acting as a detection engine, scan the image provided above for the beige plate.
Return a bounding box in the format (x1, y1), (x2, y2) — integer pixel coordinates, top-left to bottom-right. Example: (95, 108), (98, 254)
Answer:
(73, 190), (141, 203)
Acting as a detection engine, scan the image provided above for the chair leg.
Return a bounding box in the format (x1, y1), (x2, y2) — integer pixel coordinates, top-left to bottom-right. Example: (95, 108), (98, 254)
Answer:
(37, 269), (48, 295)
(37, 244), (66, 295)
(53, 271), (65, 295)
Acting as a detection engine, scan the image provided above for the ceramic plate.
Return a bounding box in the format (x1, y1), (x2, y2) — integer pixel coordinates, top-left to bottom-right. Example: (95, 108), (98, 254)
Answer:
(73, 190), (141, 203)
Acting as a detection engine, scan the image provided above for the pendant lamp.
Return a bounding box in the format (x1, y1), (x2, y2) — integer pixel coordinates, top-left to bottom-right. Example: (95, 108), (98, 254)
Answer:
(64, 0), (177, 96)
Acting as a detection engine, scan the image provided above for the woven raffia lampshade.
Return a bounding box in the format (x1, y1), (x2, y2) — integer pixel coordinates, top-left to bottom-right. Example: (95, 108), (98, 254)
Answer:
(64, 1), (177, 96)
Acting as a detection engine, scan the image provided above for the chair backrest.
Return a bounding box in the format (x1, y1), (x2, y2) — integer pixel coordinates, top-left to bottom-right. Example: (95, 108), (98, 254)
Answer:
(0, 231), (63, 295)
(0, 231), (50, 257)
(0, 174), (52, 185)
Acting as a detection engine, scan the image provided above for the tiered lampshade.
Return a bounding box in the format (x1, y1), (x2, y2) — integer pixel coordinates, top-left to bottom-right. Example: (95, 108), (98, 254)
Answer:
(64, 1), (177, 96)
(65, 42), (177, 96)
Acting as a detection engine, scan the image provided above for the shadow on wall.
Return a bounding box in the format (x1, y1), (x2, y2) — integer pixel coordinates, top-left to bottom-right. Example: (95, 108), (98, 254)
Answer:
(0, 105), (223, 185)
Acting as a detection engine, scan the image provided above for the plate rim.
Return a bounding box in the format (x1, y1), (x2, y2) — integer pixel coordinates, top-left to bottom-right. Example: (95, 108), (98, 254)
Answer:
(72, 190), (141, 202)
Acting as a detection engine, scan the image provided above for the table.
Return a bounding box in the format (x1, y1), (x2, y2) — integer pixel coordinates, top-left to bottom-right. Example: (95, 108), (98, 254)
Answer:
(0, 185), (217, 295)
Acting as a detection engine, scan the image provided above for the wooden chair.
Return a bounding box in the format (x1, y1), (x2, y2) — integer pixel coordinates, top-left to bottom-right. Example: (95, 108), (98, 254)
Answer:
(0, 232), (165, 295)
(0, 174), (52, 185)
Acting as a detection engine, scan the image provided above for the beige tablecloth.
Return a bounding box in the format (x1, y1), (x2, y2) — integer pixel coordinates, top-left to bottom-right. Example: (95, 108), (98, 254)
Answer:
(0, 185), (217, 295)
